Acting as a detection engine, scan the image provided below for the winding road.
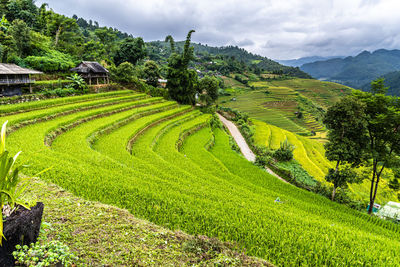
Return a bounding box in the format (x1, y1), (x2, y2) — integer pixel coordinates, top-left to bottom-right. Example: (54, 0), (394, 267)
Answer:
(217, 113), (288, 184)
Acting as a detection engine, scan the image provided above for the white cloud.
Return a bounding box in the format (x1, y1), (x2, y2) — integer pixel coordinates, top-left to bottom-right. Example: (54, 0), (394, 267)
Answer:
(37, 0), (400, 59)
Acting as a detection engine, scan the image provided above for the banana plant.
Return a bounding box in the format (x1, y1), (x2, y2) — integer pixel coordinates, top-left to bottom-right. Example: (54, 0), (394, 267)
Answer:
(0, 121), (31, 246)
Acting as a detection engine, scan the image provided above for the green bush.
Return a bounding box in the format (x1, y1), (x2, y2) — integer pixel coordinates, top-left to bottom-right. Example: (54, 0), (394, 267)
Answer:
(24, 50), (76, 72)
(40, 88), (83, 98)
(13, 241), (78, 267)
(273, 138), (294, 161)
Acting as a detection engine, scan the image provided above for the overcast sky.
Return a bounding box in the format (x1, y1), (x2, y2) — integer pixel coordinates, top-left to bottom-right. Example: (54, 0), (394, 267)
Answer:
(36, 0), (400, 60)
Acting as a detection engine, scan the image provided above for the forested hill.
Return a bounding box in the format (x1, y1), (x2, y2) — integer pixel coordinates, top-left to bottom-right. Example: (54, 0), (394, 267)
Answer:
(361, 70), (400, 96)
(147, 41), (311, 78)
(301, 49), (400, 89)
(0, 0), (310, 78)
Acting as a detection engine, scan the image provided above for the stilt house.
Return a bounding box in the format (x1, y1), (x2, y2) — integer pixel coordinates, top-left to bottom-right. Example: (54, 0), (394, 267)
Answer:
(71, 61), (109, 85)
(0, 63), (42, 96)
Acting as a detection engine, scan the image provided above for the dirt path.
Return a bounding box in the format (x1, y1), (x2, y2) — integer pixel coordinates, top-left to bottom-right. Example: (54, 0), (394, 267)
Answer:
(217, 114), (256, 162)
(217, 113), (288, 184)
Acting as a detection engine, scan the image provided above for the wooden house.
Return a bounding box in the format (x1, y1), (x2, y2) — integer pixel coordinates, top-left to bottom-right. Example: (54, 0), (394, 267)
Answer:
(71, 61), (109, 85)
(0, 63), (42, 96)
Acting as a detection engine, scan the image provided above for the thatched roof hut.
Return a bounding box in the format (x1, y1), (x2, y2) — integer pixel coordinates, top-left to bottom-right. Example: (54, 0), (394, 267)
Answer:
(71, 61), (109, 85)
(0, 63), (42, 96)
(0, 63), (42, 75)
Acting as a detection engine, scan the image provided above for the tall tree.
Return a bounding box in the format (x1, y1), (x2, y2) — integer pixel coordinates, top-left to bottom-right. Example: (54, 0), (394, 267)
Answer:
(197, 75), (219, 106)
(8, 19), (30, 57)
(353, 79), (400, 214)
(165, 30), (198, 105)
(6, 0), (38, 27)
(323, 96), (367, 200)
(114, 37), (146, 66)
(143, 60), (160, 87)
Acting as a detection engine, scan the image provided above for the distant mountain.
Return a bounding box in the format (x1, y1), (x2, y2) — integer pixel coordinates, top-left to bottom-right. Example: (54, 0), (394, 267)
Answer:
(147, 41), (312, 78)
(300, 49), (400, 88)
(277, 56), (344, 67)
(361, 70), (400, 96)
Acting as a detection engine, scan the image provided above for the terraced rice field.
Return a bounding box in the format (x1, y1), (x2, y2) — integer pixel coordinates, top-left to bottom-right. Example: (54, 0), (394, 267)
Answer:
(265, 79), (352, 108)
(253, 119), (398, 203)
(220, 89), (308, 133)
(219, 78), (349, 134)
(2, 90), (400, 266)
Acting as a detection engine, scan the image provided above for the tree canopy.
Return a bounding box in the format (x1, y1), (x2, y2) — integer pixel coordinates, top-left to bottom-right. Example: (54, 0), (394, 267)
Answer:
(165, 30), (198, 105)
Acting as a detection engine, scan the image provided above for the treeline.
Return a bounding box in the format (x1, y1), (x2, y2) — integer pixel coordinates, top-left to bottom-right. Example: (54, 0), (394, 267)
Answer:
(0, 0), (142, 71)
(147, 40), (311, 78)
(324, 78), (400, 214)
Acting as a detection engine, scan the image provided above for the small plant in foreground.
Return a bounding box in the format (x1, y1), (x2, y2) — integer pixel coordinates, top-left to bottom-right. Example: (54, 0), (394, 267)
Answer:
(0, 121), (31, 245)
(13, 240), (78, 267)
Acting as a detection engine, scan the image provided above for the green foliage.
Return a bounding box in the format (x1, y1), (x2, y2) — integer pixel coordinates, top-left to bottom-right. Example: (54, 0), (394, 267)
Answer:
(0, 121), (32, 245)
(143, 60), (160, 87)
(165, 30), (198, 105)
(66, 73), (87, 90)
(325, 166), (359, 190)
(114, 37), (146, 66)
(40, 87), (80, 98)
(109, 62), (136, 84)
(197, 75), (219, 106)
(388, 178), (400, 191)
(324, 96), (368, 164)
(8, 19), (30, 57)
(273, 138), (294, 161)
(24, 50), (76, 72)
(370, 77), (389, 94)
(13, 241), (78, 266)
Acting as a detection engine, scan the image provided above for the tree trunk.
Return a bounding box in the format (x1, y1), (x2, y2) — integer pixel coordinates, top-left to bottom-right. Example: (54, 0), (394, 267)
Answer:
(368, 160), (377, 214)
(331, 186), (337, 201)
(55, 25), (62, 46)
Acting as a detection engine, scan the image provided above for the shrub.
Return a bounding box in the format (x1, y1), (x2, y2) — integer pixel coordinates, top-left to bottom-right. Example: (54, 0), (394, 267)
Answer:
(109, 62), (136, 84)
(0, 121), (31, 245)
(66, 73), (87, 91)
(13, 241), (78, 266)
(40, 88), (82, 98)
(273, 138), (294, 161)
(24, 50), (76, 72)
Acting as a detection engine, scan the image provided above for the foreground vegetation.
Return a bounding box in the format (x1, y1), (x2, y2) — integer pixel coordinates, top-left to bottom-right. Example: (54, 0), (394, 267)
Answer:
(2, 90), (399, 266)
(23, 178), (269, 266)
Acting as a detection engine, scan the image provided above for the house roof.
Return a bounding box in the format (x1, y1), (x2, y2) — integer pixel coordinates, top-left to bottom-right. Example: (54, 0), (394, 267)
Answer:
(71, 61), (109, 74)
(377, 201), (400, 220)
(0, 63), (42, 75)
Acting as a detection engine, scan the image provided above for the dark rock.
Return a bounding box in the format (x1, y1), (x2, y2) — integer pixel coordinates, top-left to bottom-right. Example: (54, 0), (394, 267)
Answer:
(0, 202), (44, 267)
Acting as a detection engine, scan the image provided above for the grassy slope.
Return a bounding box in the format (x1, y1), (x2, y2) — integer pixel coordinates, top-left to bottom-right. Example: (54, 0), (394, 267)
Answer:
(24, 178), (269, 266)
(3, 91), (400, 266)
(253, 120), (398, 203)
(219, 78), (352, 134)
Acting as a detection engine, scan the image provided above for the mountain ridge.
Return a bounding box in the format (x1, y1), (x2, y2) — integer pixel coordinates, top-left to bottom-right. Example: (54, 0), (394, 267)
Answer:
(300, 49), (400, 89)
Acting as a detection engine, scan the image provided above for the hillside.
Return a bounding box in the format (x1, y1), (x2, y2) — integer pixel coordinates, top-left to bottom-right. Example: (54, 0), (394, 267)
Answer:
(218, 76), (352, 134)
(0, 1), (310, 80)
(252, 120), (398, 203)
(218, 75), (399, 203)
(25, 177), (269, 266)
(361, 70), (400, 96)
(301, 49), (400, 89)
(147, 41), (311, 78)
(2, 90), (400, 266)
(277, 56), (344, 67)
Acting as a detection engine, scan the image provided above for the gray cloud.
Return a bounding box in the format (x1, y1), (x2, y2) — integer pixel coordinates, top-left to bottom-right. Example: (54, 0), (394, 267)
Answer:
(37, 0), (400, 59)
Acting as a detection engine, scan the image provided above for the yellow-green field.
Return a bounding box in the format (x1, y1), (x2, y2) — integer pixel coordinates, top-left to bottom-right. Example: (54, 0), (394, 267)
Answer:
(253, 120), (398, 203)
(219, 78), (351, 134)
